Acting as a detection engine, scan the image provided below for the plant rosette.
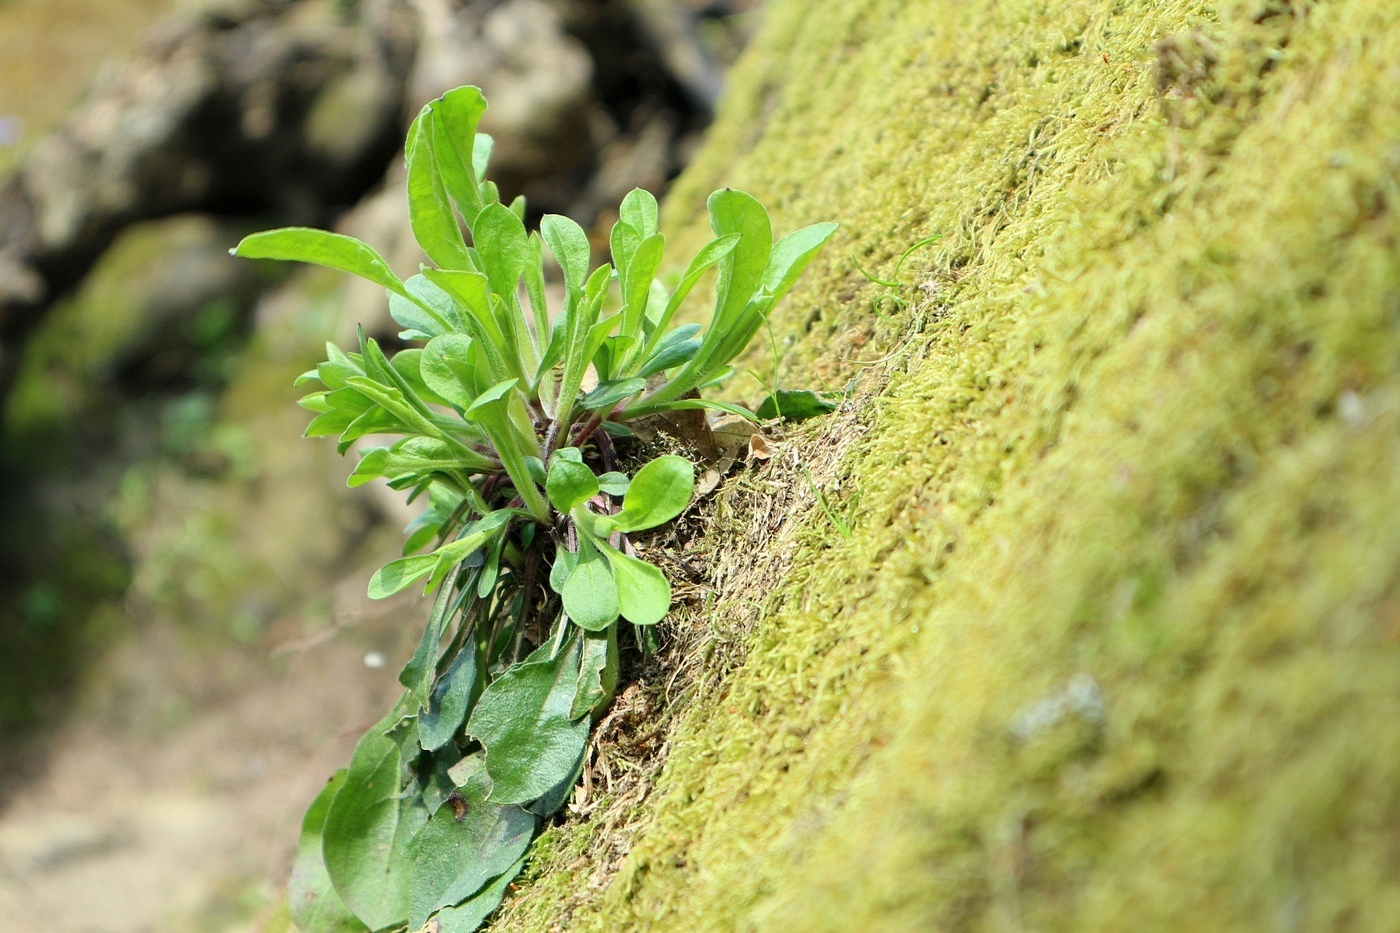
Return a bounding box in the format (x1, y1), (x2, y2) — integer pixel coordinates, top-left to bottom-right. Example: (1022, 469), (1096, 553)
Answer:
(234, 85), (836, 932)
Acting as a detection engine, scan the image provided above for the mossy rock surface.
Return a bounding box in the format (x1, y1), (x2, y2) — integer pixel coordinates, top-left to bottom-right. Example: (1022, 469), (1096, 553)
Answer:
(490, 0), (1400, 929)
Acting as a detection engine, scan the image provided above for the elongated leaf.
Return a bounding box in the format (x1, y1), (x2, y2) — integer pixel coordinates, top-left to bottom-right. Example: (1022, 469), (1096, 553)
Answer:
(756, 388), (840, 422)
(465, 632), (590, 805)
(367, 554), (438, 599)
(580, 376), (646, 412)
(634, 234), (740, 366)
(636, 337), (701, 378)
(562, 538), (619, 631)
(408, 792), (535, 929)
(232, 228), (408, 298)
(428, 86), (489, 225)
(427, 855), (528, 932)
(599, 544), (671, 625)
(289, 770), (362, 933)
(390, 274), (461, 338)
(549, 546), (577, 594)
(708, 188), (772, 328)
(322, 710), (424, 931)
(571, 626), (617, 720)
(399, 570), (462, 708)
(610, 220), (642, 282)
(760, 221), (839, 302)
(407, 111), (471, 271)
(423, 269), (509, 366)
(418, 642), (477, 751)
(607, 455), (693, 533)
(621, 396), (759, 422)
(620, 233), (664, 341)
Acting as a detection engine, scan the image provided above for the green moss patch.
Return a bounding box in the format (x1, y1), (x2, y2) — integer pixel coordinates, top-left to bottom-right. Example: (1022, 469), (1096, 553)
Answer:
(498, 0), (1400, 927)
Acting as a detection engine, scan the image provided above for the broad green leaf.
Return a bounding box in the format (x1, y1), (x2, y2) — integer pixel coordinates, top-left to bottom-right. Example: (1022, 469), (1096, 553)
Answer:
(561, 538), (618, 631)
(288, 770), (362, 933)
(427, 86), (489, 225)
(317, 342), (364, 390)
(298, 391), (332, 413)
(472, 132), (493, 181)
(620, 233), (665, 340)
(756, 388), (840, 422)
(580, 376), (645, 412)
(607, 455), (694, 533)
(232, 228), (408, 298)
(389, 348), (451, 408)
(463, 378), (519, 422)
(420, 333), (480, 410)
(408, 793), (536, 930)
(474, 203), (530, 300)
(305, 407), (360, 440)
(465, 632), (590, 805)
(426, 855), (527, 933)
(423, 269), (510, 372)
(549, 546), (578, 594)
(367, 554), (438, 599)
(619, 187), (659, 238)
(597, 472), (630, 496)
(322, 709), (424, 931)
(389, 274), (461, 338)
(546, 448), (598, 513)
(599, 544), (671, 625)
(406, 110), (471, 271)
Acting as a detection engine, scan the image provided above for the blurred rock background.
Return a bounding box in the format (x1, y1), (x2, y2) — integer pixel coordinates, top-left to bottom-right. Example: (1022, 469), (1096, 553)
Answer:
(0, 0), (757, 927)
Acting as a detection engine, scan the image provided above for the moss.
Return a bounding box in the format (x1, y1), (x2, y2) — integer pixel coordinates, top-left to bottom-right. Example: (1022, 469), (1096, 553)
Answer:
(493, 0), (1400, 929)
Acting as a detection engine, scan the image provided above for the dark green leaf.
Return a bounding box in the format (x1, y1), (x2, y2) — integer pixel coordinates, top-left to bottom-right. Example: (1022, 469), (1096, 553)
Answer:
(465, 632), (590, 805)
(756, 388), (840, 422)
(426, 856), (528, 933)
(636, 337), (702, 378)
(289, 770), (362, 933)
(407, 791), (535, 930)
(399, 572), (463, 708)
(322, 709), (424, 931)
(571, 626), (617, 720)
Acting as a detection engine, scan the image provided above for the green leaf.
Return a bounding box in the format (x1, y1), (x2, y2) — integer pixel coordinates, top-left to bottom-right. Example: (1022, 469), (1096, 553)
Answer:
(427, 86), (489, 225)
(597, 472), (630, 496)
(609, 220), (642, 281)
(571, 626), (617, 720)
(708, 188), (773, 328)
(425, 855), (528, 932)
(463, 378), (519, 422)
(289, 770), (363, 933)
(621, 396), (758, 422)
(580, 376), (646, 412)
(620, 233), (665, 340)
(599, 544), (671, 625)
(619, 187), (659, 237)
(546, 448), (598, 513)
(561, 538), (619, 631)
(474, 203), (530, 300)
(756, 388), (840, 422)
(367, 554), (438, 599)
(760, 221), (840, 302)
(540, 213), (591, 305)
(636, 337), (702, 378)
(232, 228), (409, 298)
(465, 633), (591, 805)
(420, 333), (480, 410)
(406, 109), (471, 271)
(322, 709), (425, 931)
(418, 645), (478, 752)
(549, 546), (577, 594)
(407, 792), (535, 930)
(389, 274), (462, 338)
(606, 455), (694, 534)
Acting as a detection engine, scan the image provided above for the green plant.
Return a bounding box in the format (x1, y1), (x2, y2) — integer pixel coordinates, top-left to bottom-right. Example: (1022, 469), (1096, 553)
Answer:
(233, 85), (835, 932)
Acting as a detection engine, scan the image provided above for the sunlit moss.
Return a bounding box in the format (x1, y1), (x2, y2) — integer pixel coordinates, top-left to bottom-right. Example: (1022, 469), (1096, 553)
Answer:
(495, 0), (1400, 929)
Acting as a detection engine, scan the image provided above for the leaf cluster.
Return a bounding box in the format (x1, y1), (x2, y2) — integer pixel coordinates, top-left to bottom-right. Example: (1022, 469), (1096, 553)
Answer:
(233, 86), (835, 932)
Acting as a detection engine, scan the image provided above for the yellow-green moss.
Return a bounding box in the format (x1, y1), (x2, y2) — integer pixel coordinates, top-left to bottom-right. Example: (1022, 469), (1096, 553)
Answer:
(496, 0), (1400, 929)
